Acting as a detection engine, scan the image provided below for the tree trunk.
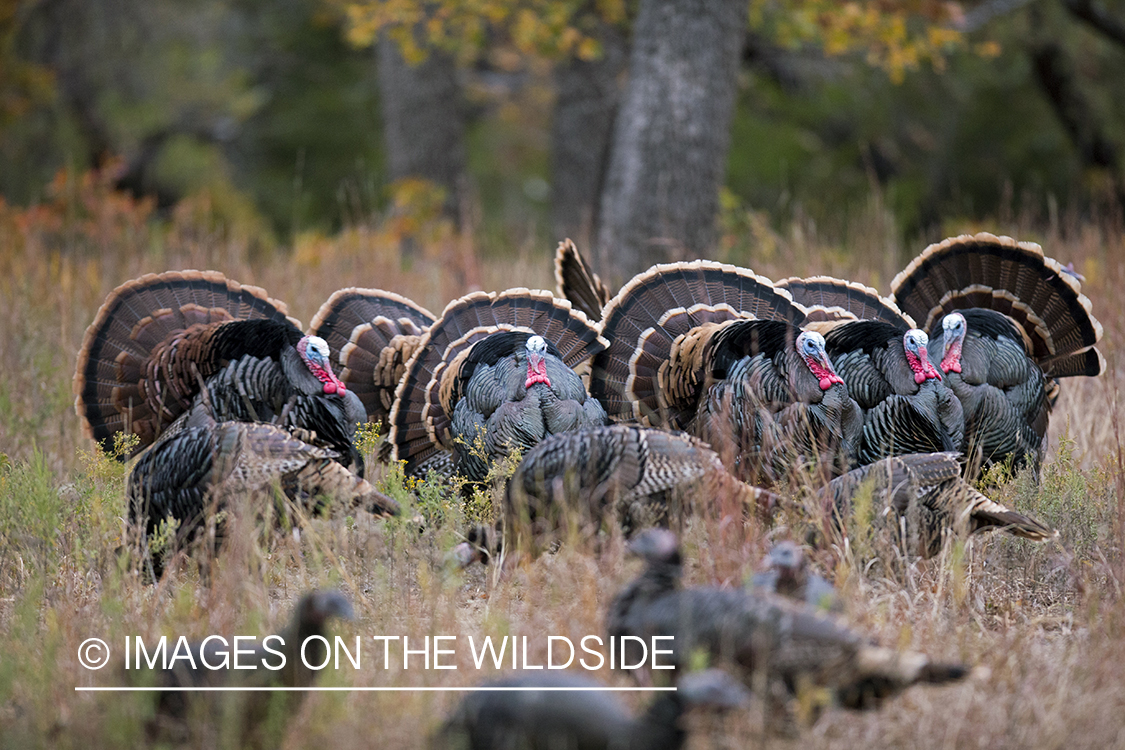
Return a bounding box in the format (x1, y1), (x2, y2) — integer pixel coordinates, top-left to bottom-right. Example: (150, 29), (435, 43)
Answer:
(595, 0), (744, 279)
(550, 23), (628, 249)
(377, 33), (467, 225)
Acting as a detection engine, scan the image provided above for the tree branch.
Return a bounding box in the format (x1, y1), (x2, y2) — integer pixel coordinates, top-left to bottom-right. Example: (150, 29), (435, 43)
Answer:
(1062, 0), (1125, 48)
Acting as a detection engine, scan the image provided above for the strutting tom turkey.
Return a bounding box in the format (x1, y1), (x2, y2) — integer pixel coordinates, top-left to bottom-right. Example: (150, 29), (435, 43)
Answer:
(389, 287), (609, 481)
(590, 260), (862, 485)
(890, 233), (1104, 474)
(74, 269), (367, 474)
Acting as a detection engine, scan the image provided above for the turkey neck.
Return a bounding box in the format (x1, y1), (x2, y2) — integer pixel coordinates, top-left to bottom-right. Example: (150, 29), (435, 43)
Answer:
(281, 346), (330, 396)
(610, 558), (681, 626)
(629, 694), (689, 750)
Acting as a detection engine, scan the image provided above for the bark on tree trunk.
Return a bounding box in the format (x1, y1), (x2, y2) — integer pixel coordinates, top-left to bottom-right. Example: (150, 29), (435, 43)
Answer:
(377, 33), (467, 225)
(550, 23), (628, 249)
(595, 0), (745, 279)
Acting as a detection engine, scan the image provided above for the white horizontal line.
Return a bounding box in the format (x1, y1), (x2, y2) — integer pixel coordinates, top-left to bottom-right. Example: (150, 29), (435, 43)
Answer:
(75, 686), (677, 692)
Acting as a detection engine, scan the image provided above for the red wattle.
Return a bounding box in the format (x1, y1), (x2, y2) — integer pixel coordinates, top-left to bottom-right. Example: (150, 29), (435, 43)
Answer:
(525, 360), (550, 388)
(323, 382), (337, 394)
(819, 376), (833, 390)
(914, 371), (927, 385)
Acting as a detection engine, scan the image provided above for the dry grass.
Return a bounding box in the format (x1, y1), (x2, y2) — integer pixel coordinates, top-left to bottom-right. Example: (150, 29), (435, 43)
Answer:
(1, 184), (1124, 748)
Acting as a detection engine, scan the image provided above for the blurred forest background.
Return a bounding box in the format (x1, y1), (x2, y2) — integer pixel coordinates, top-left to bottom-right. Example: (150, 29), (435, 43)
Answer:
(2, 0), (1125, 281)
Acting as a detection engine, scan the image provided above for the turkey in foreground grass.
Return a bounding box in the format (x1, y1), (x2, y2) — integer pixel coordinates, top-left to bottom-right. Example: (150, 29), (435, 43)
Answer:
(819, 451), (1055, 558)
(74, 269), (367, 474)
(891, 233), (1104, 475)
(127, 406), (398, 573)
(433, 669), (750, 750)
(749, 541), (840, 613)
(453, 424), (779, 565)
(608, 530), (970, 711)
(390, 287), (609, 481)
(148, 590), (353, 748)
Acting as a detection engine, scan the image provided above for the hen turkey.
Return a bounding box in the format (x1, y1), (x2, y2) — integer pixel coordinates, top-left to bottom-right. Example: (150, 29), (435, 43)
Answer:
(608, 530), (970, 711)
(590, 261), (862, 485)
(147, 590), (353, 748)
(127, 406), (398, 571)
(819, 451), (1055, 558)
(890, 233), (1104, 474)
(434, 670), (749, 750)
(749, 541), (840, 613)
(454, 424), (779, 565)
(74, 270), (367, 473)
(389, 288), (609, 481)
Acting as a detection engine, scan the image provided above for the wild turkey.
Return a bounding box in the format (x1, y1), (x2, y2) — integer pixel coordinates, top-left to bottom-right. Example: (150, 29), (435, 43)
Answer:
(608, 530), (970, 711)
(74, 269), (367, 474)
(148, 590), (353, 747)
(823, 321), (964, 466)
(749, 541), (840, 613)
(773, 274), (966, 465)
(127, 406), (399, 572)
(819, 451), (1055, 558)
(433, 669), (750, 750)
(590, 261), (862, 485)
(307, 287), (435, 431)
(555, 238), (612, 320)
(452, 425), (780, 565)
(389, 288), (609, 481)
(890, 233), (1104, 474)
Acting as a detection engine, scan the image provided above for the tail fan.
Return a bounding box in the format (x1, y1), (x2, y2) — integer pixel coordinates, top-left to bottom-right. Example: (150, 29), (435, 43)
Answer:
(777, 276), (916, 328)
(890, 233), (1102, 371)
(554, 239), (612, 320)
(308, 288), (435, 423)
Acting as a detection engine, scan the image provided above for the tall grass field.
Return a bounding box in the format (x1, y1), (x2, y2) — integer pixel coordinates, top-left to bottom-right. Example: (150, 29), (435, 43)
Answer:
(1, 173), (1123, 748)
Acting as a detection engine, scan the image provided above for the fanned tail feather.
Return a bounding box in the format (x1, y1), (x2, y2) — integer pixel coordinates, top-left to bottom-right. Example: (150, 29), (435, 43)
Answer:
(890, 233), (1102, 368)
(308, 288), (435, 422)
(777, 276), (916, 328)
(554, 239), (611, 320)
